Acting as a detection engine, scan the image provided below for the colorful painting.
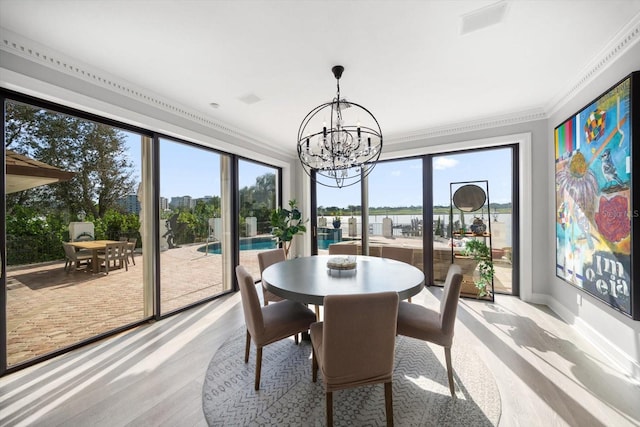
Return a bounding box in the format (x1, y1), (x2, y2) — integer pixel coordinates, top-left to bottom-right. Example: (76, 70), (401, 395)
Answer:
(555, 74), (638, 319)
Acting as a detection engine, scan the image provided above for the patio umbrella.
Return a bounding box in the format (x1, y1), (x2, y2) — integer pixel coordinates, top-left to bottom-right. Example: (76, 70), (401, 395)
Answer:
(5, 149), (75, 193)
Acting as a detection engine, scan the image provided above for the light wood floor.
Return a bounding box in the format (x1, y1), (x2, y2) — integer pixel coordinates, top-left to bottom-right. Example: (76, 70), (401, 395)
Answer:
(1, 286), (639, 426)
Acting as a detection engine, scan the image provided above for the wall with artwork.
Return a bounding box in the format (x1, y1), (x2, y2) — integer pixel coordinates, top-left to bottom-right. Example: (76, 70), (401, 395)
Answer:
(548, 39), (640, 379)
(555, 72), (638, 319)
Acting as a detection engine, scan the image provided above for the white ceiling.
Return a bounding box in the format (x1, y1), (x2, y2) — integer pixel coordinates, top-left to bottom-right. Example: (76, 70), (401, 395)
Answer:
(2, 0), (640, 154)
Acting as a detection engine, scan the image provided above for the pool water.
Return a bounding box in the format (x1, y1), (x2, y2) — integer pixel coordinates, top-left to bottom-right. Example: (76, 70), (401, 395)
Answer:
(199, 237), (277, 254)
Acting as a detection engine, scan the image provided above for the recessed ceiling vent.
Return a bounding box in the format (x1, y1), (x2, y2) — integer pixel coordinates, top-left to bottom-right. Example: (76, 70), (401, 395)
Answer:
(460, 0), (508, 35)
(238, 93), (261, 105)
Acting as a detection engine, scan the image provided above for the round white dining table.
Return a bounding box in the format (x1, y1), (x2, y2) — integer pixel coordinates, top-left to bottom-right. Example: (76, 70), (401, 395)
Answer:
(262, 255), (425, 306)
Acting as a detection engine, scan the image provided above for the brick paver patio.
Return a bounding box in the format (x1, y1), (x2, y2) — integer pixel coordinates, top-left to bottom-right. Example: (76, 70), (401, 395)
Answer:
(6, 244), (262, 367)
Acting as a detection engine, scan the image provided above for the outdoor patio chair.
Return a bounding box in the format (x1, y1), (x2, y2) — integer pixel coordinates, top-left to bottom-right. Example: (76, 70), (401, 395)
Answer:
(235, 265), (316, 390)
(126, 237), (137, 265)
(311, 291), (399, 427)
(97, 241), (129, 274)
(396, 263), (463, 396)
(62, 242), (92, 272)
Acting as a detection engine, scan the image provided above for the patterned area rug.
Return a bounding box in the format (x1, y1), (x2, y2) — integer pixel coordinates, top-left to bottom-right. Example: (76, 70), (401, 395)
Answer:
(202, 327), (501, 426)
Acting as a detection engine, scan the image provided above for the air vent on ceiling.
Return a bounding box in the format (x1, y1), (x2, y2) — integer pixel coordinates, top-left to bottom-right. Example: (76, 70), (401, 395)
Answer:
(238, 93), (261, 105)
(460, 0), (508, 35)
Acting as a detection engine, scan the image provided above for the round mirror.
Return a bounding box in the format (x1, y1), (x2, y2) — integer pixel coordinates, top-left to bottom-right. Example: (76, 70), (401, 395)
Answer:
(453, 184), (486, 212)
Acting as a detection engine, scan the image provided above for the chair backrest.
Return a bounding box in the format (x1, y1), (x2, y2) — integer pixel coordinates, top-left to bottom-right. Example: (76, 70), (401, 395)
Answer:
(257, 248), (286, 277)
(322, 291), (399, 387)
(328, 244), (358, 255)
(128, 237), (138, 249)
(62, 242), (77, 260)
(381, 246), (413, 265)
(235, 265), (264, 338)
(105, 242), (128, 258)
(119, 236), (129, 242)
(440, 264), (463, 337)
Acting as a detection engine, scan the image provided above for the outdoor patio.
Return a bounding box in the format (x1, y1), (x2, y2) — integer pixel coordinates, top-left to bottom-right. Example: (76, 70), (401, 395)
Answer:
(5, 238), (511, 367)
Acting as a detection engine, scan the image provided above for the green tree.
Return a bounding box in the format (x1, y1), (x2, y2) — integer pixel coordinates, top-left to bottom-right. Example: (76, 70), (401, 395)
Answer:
(5, 101), (136, 219)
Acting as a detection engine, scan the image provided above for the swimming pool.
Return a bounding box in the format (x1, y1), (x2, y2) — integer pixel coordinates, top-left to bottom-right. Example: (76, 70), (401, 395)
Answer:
(198, 237), (277, 254)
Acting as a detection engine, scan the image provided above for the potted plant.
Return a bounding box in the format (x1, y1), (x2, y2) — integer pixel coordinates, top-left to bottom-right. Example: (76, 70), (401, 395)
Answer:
(270, 199), (307, 258)
(462, 239), (494, 298)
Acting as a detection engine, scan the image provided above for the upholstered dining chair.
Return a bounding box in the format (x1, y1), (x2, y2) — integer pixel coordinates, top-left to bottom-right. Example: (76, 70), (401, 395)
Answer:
(396, 263), (463, 397)
(235, 265), (317, 390)
(311, 291), (399, 426)
(257, 248), (286, 306)
(328, 244), (358, 255)
(381, 246), (415, 302)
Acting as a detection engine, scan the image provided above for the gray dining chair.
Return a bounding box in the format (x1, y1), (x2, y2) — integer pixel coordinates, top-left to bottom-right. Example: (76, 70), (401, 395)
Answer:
(311, 291), (399, 426)
(257, 248), (286, 306)
(235, 265), (316, 390)
(328, 244), (358, 255)
(396, 263), (463, 396)
(381, 246), (415, 302)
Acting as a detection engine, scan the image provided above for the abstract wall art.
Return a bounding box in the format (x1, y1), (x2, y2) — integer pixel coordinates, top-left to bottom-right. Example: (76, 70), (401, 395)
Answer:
(555, 72), (639, 319)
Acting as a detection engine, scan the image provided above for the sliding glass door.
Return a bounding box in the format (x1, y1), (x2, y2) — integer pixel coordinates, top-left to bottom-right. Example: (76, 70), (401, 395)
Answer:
(3, 98), (148, 367)
(158, 138), (231, 315)
(431, 146), (516, 294)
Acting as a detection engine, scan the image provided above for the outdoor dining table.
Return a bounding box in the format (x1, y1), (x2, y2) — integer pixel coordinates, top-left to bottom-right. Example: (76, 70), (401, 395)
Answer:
(68, 240), (119, 273)
(262, 255), (425, 306)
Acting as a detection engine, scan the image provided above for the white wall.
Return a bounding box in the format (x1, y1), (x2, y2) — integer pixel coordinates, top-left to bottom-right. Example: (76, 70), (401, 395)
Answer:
(546, 41), (640, 381)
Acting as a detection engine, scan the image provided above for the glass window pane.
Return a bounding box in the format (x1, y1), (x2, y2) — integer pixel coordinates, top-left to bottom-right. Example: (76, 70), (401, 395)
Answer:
(316, 182), (361, 254)
(4, 100), (146, 366)
(238, 160), (279, 279)
(432, 148), (513, 295)
(368, 159), (423, 269)
(158, 138), (229, 314)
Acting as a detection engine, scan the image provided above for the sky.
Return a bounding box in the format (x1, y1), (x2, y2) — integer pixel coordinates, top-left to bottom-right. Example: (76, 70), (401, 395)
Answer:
(125, 133), (512, 207)
(317, 147), (513, 208)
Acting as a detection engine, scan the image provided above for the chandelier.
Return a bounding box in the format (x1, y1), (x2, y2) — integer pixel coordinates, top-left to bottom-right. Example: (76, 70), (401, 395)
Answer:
(297, 65), (383, 188)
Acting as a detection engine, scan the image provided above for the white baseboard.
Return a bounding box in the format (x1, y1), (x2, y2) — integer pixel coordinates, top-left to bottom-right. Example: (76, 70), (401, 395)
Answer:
(544, 295), (640, 385)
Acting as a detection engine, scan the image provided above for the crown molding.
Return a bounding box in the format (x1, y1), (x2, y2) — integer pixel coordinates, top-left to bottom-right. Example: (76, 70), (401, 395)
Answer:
(0, 28), (292, 159)
(545, 11), (640, 117)
(385, 108), (546, 144)
(386, 12), (640, 144)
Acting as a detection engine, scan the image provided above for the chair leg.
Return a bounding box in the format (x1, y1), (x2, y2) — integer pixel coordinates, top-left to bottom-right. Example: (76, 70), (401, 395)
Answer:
(385, 381), (394, 426)
(315, 305), (320, 319)
(254, 347), (263, 390)
(444, 347), (455, 397)
(326, 391), (333, 427)
(294, 333), (299, 345)
(244, 330), (251, 363)
(408, 296), (412, 303)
